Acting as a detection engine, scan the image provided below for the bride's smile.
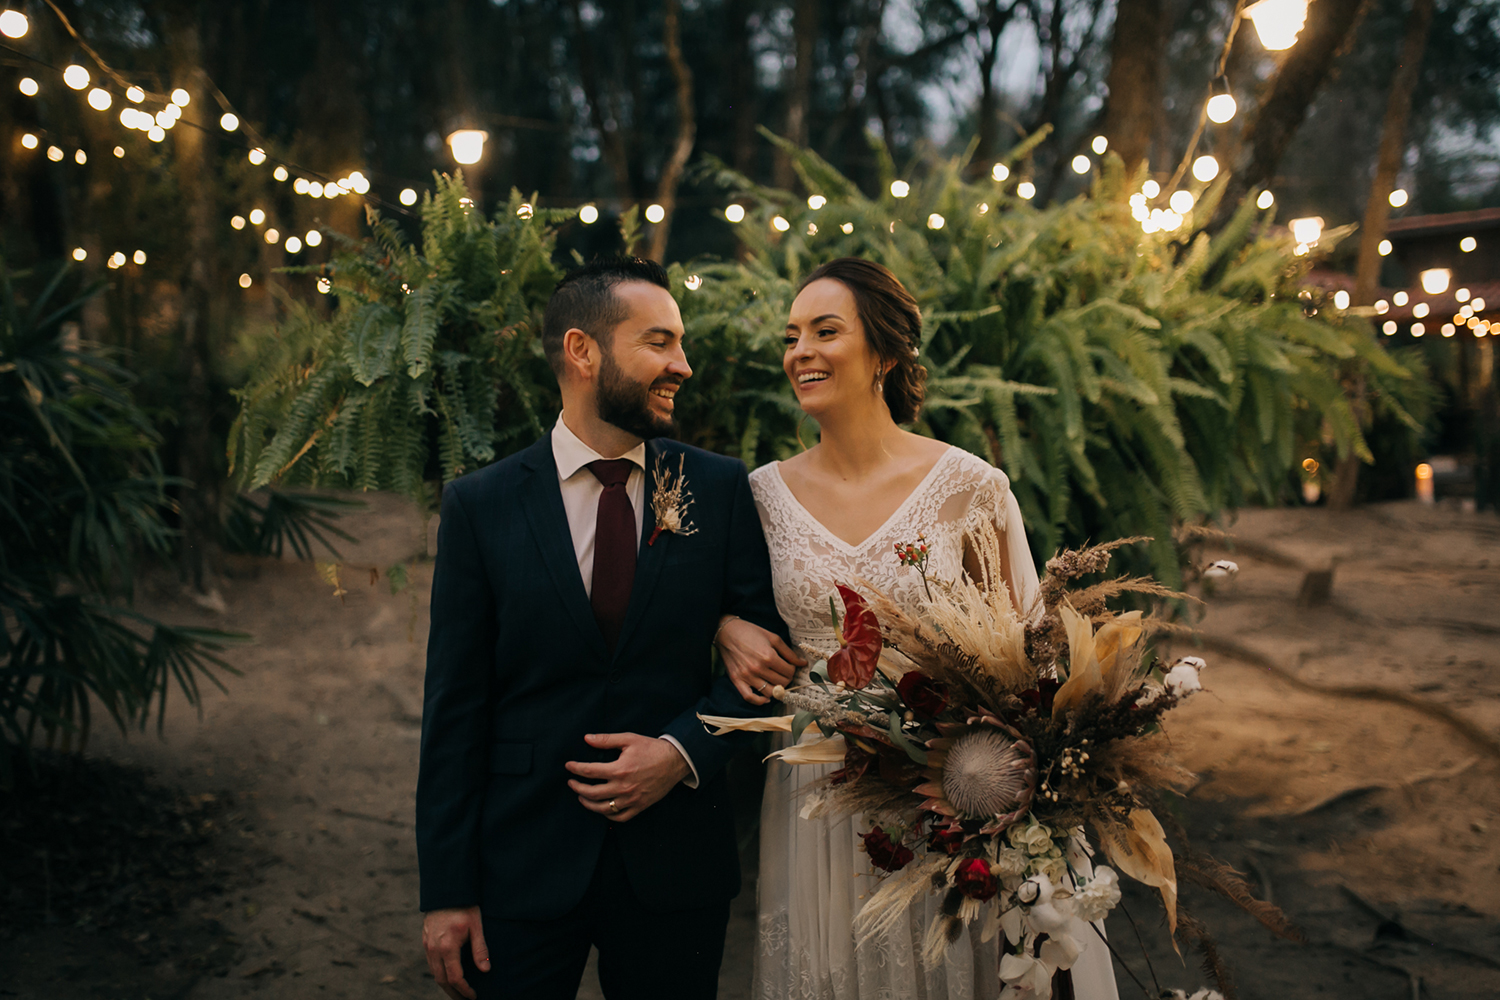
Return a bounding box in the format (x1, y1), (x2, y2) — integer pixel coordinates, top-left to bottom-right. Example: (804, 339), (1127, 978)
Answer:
(783, 278), (884, 416)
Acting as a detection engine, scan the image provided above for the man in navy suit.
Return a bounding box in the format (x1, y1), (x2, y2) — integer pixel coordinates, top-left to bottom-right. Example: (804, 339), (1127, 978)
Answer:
(417, 257), (804, 999)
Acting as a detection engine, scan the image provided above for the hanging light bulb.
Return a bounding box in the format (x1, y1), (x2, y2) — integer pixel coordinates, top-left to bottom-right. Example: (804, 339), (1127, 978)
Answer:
(927, 213), (945, 229)
(264, 228), (280, 244)
(248, 208), (266, 225)
(684, 275), (703, 291)
(63, 65), (91, 90)
(170, 88), (190, 106)
(107, 252), (125, 269)
(724, 204), (745, 223)
(308, 181), (325, 198)
(46, 145), (63, 161)
(1413, 302), (1430, 318)
(74, 149), (86, 165)
(1393, 290), (1409, 306)
(1207, 93), (1238, 124)
(1244, 0), (1309, 50)
(133, 250), (146, 265)
(1017, 181), (1036, 200)
(348, 171), (370, 194)
(771, 215), (790, 232)
(123, 86), (143, 104)
(0, 9), (30, 37)
(1091, 135), (1108, 155)
(1378, 239), (1392, 256)
(20, 133), (37, 149)
(807, 194), (826, 209)
(1289, 216), (1324, 246)
(1420, 269), (1451, 295)
(890, 180), (910, 198)
(317, 277), (332, 294)
(1460, 236), (1477, 252)
(18, 76), (38, 96)
(400, 188), (418, 206)
(113, 145), (123, 158)
(155, 110), (175, 129)
(239, 273), (252, 288)
(1169, 190), (1195, 214)
(840, 222), (853, 234)
(644, 203), (665, 223)
(273, 165), (288, 182)
(1143, 180), (1161, 198)
(992, 163), (1010, 182)
(284, 236), (303, 254)
(1192, 155), (1220, 182)
(1388, 188), (1408, 208)
(1071, 155), (1091, 174)
(248, 148), (266, 165)
(1333, 290), (1350, 310)
(517, 203), (534, 219)
(446, 129), (487, 165)
(220, 112), (239, 131)
(231, 215), (246, 230)
(304, 230), (322, 247)
(579, 204), (598, 224)
(71, 247), (87, 261)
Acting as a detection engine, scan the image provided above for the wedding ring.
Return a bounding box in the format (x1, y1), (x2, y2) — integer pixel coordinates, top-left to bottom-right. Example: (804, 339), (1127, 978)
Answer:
(756, 683), (767, 694)
(608, 799), (618, 814)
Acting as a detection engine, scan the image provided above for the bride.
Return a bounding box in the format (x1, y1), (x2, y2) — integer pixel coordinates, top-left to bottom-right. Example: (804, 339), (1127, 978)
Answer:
(720, 258), (1120, 1000)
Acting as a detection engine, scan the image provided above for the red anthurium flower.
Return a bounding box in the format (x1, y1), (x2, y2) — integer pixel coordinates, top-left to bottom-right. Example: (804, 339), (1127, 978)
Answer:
(927, 826), (966, 856)
(827, 584), (882, 689)
(954, 857), (998, 901)
(896, 671), (951, 718)
(862, 825), (914, 872)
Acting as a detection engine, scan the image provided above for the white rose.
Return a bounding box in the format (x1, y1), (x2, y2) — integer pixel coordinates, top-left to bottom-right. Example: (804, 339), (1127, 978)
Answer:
(1072, 865), (1122, 922)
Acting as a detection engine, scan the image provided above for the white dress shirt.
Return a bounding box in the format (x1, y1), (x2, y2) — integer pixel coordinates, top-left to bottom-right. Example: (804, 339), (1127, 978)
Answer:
(550, 413), (699, 787)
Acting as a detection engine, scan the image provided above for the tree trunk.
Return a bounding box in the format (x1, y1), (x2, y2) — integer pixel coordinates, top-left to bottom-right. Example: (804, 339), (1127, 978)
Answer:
(726, 0), (757, 173)
(774, 0), (818, 190)
(647, 0), (696, 263)
(1101, 0), (1167, 174)
(1214, 0), (1372, 225)
(570, 0), (633, 200)
(971, 0), (1018, 175)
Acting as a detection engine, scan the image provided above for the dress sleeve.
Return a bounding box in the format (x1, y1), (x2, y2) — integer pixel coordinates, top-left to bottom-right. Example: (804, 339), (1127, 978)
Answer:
(997, 483), (1041, 620)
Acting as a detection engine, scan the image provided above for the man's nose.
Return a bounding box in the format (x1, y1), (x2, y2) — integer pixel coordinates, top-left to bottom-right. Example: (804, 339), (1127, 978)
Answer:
(667, 344), (692, 380)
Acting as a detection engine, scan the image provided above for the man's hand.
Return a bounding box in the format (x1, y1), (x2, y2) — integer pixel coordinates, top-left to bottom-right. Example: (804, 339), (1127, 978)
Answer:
(717, 617), (804, 706)
(566, 733), (691, 822)
(422, 906), (488, 1000)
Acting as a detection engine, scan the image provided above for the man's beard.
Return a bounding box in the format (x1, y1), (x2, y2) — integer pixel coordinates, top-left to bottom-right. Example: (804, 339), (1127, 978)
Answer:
(596, 346), (677, 441)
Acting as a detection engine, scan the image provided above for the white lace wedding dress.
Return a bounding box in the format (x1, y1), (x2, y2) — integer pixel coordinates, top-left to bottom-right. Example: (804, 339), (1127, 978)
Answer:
(748, 446), (1120, 1000)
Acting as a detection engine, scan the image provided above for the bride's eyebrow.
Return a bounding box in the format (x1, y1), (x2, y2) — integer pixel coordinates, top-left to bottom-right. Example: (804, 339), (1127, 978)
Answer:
(786, 313), (846, 330)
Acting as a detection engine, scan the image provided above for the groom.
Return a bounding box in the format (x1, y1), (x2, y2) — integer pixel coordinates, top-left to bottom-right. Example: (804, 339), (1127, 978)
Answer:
(417, 257), (802, 999)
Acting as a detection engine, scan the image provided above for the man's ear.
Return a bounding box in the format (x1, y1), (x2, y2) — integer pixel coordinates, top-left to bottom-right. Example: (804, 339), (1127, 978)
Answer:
(561, 328), (597, 382)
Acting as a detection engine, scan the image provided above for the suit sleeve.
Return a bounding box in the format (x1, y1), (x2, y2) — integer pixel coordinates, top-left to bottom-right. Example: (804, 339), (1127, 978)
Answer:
(660, 461), (788, 784)
(416, 483), (497, 912)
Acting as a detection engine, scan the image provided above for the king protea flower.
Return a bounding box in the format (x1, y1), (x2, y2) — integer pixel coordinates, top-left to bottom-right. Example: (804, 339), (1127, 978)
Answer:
(916, 716), (1036, 834)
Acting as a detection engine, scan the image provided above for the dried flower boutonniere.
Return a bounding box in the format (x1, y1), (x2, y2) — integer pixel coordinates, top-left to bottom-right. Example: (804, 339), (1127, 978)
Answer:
(648, 453), (699, 546)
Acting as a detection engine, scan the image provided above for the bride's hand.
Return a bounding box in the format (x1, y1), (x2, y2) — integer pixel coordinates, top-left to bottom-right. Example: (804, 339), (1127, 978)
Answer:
(716, 617), (805, 706)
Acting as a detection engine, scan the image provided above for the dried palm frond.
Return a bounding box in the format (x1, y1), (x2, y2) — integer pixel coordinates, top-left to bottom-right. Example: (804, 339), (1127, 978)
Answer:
(1176, 910), (1238, 1000)
(852, 854), (951, 945)
(1177, 855), (1304, 943)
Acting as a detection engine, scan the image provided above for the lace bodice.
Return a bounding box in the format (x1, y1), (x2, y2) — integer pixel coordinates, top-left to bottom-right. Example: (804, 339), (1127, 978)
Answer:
(749, 447), (1021, 661)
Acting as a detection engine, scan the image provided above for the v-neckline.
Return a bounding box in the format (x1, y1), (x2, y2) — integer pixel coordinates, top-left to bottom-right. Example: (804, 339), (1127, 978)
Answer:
(769, 446), (957, 554)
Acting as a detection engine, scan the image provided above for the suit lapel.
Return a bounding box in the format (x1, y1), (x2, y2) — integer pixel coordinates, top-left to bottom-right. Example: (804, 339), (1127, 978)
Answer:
(518, 435), (609, 658)
(614, 439), (674, 658)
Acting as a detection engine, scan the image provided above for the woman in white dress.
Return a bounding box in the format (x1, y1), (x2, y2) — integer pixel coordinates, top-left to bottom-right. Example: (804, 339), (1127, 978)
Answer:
(725, 259), (1120, 1000)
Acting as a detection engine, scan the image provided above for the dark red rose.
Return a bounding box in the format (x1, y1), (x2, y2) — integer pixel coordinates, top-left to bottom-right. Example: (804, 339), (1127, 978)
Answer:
(896, 671), (952, 719)
(954, 857), (998, 901)
(927, 826), (965, 856)
(862, 825), (914, 873)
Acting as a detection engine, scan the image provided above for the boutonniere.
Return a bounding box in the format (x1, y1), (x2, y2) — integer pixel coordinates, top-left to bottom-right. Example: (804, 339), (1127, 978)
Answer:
(648, 453), (698, 546)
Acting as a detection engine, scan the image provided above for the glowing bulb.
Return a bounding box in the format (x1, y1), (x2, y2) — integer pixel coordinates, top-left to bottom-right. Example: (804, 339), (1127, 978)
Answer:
(1474, 297), (1487, 311)
(170, 88), (190, 106)
(1257, 190), (1274, 209)
(1382, 320), (1396, 335)
(806, 222), (818, 235)
(399, 187), (417, 206)
(1456, 287), (1471, 302)
(0, 9), (29, 37)
(1460, 236), (1477, 252)
(1143, 180), (1161, 198)
(63, 65), (90, 90)
(107, 252), (125, 269)
(807, 195), (826, 209)
(644, 203), (665, 223)
(326, 182), (345, 199)
(317, 277), (332, 294)
(1378, 239), (1392, 256)
(927, 213), (945, 229)
(447, 129), (487, 164)
(1091, 135), (1108, 155)
(1333, 290), (1350, 310)
(1461, 306), (1474, 319)
(1293, 243), (1309, 256)
(112, 146), (123, 158)
(264, 228), (279, 244)
(1191, 155), (1220, 182)
(220, 113), (239, 131)
(239, 273), (252, 288)
(284, 236), (302, 254)
(1419, 269), (1451, 295)
(978, 202), (990, 214)
(1071, 154), (1091, 174)
(231, 215), (246, 230)
(20, 133), (36, 149)
(46, 145), (63, 161)
(1413, 302), (1430, 318)
(304, 230), (322, 247)
(890, 180), (910, 198)
(126, 86), (144, 103)
(74, 149), (86, 164)
(1442, 324), (1456, 337)
(18, 77), (38, 96)
(274, 166), (289, 182)
(248, 148), (266, 165)
(248, 208), (265, 225)
(309, 181), (324, 198)
(1169, 190), (1195, 214)
(1393, 291), (1409, 306)
(579, 204), (598, 224)
(1017, 181), (1036, 200)
(840, 222), (853, 234)
(1244, 0), (1309, 50)
(1411, 322), (1425, 337)
(1375, 300), (1389, 314)
(72, 247), (87, 261)
(118, 108), (140, 129)
(771, 215), (790, 232)
(155, 110), (175, 129)
(133, 250), (146, 265)
(1206, 93), (1237, 124)
(991, 163), (1010, 182)
(1388, 188), (1408, 208)
(724, 204), (745, 223)
(684, 274), (702, 291)
(291, 178), (309, 195)
(1289, 216), (1324, 246)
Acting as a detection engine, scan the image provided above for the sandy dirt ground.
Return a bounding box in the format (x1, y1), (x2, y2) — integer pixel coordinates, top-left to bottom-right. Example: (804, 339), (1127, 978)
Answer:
(3, 494), (1497, 1000)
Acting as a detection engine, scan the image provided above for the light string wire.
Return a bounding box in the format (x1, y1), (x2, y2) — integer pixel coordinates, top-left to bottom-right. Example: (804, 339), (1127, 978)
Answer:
(1164, 0), (1248, 197)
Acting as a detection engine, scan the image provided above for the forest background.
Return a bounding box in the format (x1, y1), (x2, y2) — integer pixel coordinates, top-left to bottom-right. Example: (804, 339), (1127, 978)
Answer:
(2, 0), (1500, 760)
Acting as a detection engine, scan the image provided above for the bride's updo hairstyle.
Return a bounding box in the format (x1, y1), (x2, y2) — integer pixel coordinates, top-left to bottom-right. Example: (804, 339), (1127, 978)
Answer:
(798, 258), (927, 423)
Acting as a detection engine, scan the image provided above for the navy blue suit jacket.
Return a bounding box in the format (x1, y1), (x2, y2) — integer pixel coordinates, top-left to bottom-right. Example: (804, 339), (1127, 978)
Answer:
(416, 434), (785, 919)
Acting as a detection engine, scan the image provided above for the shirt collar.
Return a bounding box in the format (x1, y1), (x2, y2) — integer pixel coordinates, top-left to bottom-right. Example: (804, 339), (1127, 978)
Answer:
(552, 412), (647, 481)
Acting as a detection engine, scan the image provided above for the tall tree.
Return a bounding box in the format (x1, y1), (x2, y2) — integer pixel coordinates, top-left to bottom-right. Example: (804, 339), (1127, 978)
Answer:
(774, 0), (820, 189)
(647, 0), (696, 262)
(1101, 0), (1168, 172)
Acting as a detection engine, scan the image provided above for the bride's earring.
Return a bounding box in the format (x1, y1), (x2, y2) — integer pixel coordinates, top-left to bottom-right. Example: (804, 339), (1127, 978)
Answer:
(873, 370), (884, 395)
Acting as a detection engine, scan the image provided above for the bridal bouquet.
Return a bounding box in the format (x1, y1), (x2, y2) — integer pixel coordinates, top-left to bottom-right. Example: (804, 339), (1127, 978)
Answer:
(704, 525), (1288, 998)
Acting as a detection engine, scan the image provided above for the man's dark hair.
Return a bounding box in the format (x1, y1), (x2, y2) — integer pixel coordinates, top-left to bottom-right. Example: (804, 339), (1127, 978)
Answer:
(541, 256), (671, 377)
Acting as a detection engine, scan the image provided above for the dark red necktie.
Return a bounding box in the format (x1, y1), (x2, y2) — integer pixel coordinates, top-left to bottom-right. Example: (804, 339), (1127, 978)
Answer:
(587, 459), (637, 650)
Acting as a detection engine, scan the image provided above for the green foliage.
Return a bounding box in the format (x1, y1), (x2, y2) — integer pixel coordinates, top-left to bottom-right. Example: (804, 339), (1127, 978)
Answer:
(230, 175), (564, 500)
(0, 263), (243, 781)
(234, 148), (1427, 584)
(220, 490), (364, 561)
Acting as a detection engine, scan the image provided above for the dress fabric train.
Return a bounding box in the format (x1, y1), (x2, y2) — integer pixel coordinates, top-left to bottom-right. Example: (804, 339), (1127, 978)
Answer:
(748, 447), (1120, 1000)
